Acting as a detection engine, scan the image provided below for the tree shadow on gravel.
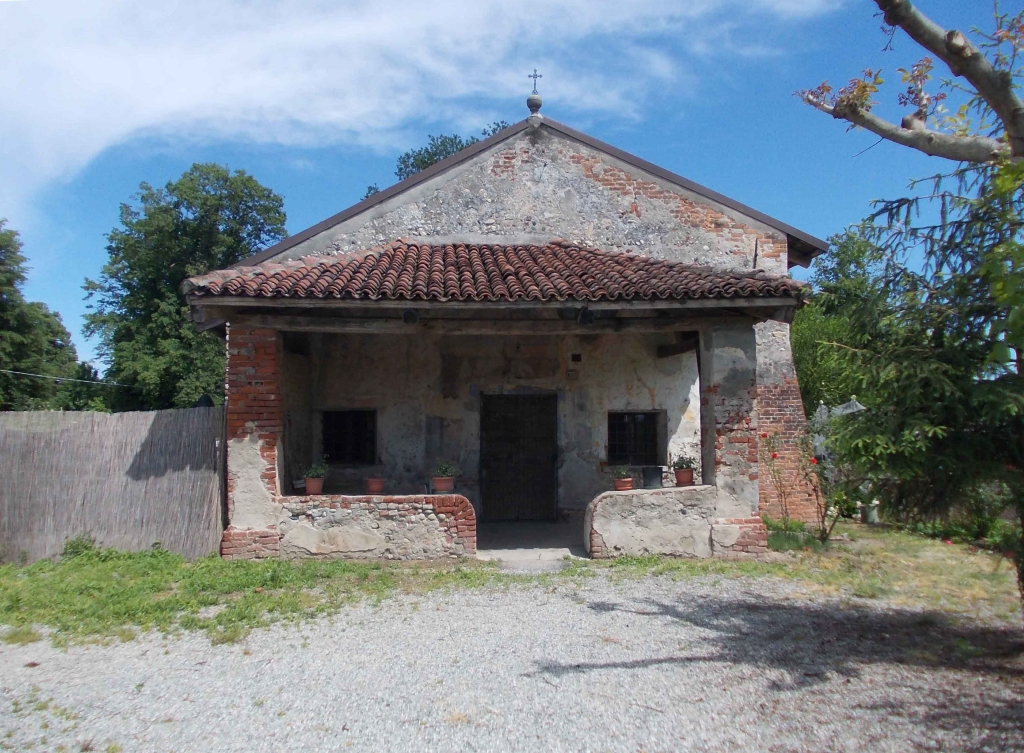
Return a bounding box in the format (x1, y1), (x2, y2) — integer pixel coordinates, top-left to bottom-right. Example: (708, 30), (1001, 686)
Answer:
(526, 594), (1024, 752)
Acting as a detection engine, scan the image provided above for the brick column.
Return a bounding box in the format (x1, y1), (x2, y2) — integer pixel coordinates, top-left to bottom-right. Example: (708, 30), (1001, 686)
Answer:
(222, 325), (283, 560)
(699, 324), (768, 555)
(756, 321), (816, 525)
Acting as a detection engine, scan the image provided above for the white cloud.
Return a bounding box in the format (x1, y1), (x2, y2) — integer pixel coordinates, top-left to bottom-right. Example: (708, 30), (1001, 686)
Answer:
(0, 0), (839, 223)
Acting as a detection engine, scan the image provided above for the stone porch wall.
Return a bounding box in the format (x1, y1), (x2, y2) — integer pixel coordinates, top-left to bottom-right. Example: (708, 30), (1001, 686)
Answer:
(585, 487), (767, 558)
(222, 494), (476, 561)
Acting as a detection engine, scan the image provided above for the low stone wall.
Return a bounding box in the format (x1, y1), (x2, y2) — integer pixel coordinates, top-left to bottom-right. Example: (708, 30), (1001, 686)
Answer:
(585, 487), (767, 559)
(220, 494), (476, 561)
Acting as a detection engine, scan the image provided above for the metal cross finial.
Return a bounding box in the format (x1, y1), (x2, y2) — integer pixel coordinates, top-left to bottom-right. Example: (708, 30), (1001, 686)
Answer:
(528, 69), (542, 95)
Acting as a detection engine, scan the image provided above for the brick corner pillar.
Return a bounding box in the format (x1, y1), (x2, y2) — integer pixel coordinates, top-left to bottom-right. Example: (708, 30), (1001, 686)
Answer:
(755, 320), (816, 526)
(699, 323), (769, 556)
(431, 495), (477, 556)
(222, 324), (283, 560)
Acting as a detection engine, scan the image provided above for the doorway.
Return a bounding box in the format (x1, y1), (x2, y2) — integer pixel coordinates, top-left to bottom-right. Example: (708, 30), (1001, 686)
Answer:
(480, 394), (558, 521)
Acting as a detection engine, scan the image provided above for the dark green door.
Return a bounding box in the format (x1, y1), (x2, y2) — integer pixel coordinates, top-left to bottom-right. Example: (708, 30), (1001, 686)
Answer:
(480, 395), (558, 521)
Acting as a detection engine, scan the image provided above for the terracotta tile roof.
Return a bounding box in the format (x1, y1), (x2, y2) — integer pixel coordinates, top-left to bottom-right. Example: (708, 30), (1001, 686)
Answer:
(183, 241), (805, 303)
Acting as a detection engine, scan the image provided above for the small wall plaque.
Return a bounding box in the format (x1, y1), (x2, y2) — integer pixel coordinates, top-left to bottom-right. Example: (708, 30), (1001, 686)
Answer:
(566, 369), (579, 380)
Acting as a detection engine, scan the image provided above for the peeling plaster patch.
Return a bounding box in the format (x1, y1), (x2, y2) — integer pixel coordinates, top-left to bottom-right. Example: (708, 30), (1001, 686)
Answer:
(228, 434), (278, 530)
(711, 525), (741, 549)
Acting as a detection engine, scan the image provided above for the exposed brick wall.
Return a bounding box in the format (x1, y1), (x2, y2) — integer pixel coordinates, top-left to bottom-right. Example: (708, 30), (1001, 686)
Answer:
(561, 151), (786, 272)
(221, 528), (280, 560)
(757, 377), (816, 526)
(715, 518), (769, 556)
(223, 325), (282, 552)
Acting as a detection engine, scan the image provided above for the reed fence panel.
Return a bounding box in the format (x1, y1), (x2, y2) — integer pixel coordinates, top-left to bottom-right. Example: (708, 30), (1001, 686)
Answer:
(0, 408), (224, 562)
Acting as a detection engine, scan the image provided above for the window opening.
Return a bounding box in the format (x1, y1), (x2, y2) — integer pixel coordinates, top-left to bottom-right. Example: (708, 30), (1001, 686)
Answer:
(322, 410), (377, 464)
(607, 412), (659, 465)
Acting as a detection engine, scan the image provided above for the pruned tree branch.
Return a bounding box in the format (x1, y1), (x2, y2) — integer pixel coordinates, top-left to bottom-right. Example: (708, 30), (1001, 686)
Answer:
(875, 0), (1024, 157)
(805, 96), (1005, 162)
(801, 1), (1024, 162)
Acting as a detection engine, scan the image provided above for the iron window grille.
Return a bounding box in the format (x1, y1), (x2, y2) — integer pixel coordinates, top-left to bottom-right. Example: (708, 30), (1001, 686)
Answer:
(607, 412), (659, 465)
(322, 410), (377, 464)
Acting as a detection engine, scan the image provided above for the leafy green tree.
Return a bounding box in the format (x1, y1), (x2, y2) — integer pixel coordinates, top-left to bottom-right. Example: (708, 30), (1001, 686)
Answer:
(395, 121), (511, 181)
(364, 121), (512, 197)
(799, 1), (1024, 611)
(85, 164), (286, 410)
(791, 231), (873, 415)
(0, 220), (80, 410)
(51, 362), (111, 412)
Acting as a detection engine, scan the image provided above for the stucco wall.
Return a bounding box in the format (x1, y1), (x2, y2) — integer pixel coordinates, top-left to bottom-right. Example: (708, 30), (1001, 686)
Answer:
(278, 125), (787, 274)
(279, 331), (701, 514)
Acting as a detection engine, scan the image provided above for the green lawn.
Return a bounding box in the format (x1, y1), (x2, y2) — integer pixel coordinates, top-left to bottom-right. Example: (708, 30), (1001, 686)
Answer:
(1, 522), (1019, 646)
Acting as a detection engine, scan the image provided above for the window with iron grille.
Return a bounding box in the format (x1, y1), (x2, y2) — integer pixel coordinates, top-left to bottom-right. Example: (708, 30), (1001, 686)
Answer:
(322, 410), (377, 464)
(607, 412), (659, 465)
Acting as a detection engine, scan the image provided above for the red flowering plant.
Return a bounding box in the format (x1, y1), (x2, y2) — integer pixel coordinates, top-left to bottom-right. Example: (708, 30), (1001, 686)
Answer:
(758, 431), (791, 525)
(798, 433), (842, 544)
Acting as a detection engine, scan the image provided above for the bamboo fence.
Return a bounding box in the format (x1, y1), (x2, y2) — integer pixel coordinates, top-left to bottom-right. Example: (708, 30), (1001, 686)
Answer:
(0, 407), (224, 562)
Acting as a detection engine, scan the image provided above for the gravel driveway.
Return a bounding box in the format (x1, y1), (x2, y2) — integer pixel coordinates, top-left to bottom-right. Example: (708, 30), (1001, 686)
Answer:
(2, 573), (1022, 752)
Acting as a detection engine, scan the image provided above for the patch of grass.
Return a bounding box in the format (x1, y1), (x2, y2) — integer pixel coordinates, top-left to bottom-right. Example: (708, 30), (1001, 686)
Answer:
(1, 522), (1018, 644)
(0, 547), (514, 646)
(586, 522), (1020, 621)
(2, 626), (42, 645)
(768, 531), (827, 553)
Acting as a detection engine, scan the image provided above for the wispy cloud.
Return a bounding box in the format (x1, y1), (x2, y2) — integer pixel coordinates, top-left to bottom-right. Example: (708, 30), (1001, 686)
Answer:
(0, 0), (838, 223)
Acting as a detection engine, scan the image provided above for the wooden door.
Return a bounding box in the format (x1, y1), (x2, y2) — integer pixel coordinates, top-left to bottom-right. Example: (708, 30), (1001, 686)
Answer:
(480, 395), (558, 521)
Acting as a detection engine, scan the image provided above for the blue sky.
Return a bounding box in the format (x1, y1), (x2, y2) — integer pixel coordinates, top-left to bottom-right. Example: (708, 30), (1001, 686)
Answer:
(0, 0), (990, 362)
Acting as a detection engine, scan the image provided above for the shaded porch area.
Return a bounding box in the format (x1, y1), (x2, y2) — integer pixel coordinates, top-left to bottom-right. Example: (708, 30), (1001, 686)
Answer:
(476, 512), (588, 568)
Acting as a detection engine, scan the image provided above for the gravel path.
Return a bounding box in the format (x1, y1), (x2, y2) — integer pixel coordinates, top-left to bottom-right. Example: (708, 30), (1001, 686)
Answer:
(2, 573), (1022, 752)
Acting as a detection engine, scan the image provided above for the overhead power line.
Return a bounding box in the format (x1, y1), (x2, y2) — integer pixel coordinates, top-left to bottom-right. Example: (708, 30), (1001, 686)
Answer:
(0, 369), (127, 388)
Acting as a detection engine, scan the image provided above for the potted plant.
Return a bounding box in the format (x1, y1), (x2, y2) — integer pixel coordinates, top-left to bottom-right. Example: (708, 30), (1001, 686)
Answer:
(610, 466), (634, 491)
(671, 453), (697, 487)
(365, 476), (385, 494)
(304, 456), (329, 496)
(432, 460), (460, 493)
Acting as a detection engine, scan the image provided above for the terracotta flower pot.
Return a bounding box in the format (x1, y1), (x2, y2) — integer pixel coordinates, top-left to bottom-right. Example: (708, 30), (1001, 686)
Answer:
(432, 476), (455, 493)
(305, 477), (324, 495)
(366, 477), (385, 494)
(613, 478), (634, 491)
(674, 468), (695, 487)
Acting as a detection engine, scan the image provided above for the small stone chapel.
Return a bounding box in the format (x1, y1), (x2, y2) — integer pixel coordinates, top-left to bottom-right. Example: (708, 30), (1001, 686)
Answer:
(184, 91), (825, 561)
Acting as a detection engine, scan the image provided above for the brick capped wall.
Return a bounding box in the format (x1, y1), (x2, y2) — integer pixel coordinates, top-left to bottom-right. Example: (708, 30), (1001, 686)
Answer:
(221, 495), (477, 561)
(757, 378), (816, 526)
(281, 494), (476, 559)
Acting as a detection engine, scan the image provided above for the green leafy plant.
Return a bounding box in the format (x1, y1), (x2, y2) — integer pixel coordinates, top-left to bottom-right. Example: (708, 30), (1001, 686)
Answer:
(762, 515), (806, 533)
(432, 460), (460, 478)
(609, 466), (632, 480)
(61, 535), (97, 559)
(304, 457), (329, 479)
(670, 453), (697, 470)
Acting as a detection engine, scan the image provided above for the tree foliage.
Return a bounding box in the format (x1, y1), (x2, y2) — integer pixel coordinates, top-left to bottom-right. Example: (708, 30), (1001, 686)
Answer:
(0, 220), (81, 410)
(800, 1), (1024, 610)
(791, 231), (872, 415)
(85, 164), (286, 411)
(395, 121), (511, 181)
